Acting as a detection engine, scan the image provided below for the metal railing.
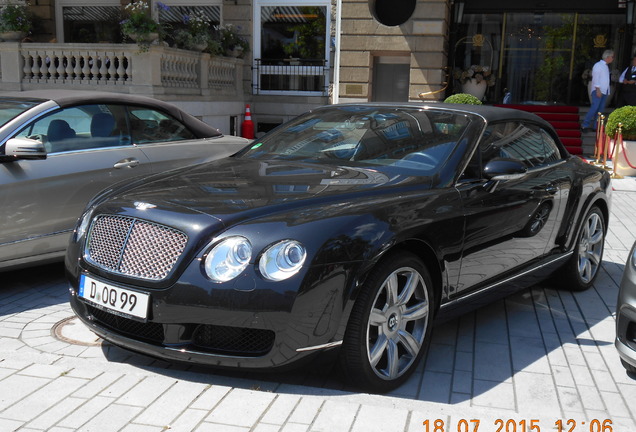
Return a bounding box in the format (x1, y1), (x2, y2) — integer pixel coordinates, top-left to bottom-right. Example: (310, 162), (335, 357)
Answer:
(252, 58), (329, 95)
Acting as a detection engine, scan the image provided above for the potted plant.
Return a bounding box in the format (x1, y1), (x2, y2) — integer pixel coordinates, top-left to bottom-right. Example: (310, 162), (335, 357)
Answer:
(453, 65), (495, 100)
(173, 10), (212, 51)
(120, 0), (161, 51)
(216, 23), (249, 58)
(444, 93), (483, 105)
(0, 2), (31, 42)
(605, 105), (636, 176)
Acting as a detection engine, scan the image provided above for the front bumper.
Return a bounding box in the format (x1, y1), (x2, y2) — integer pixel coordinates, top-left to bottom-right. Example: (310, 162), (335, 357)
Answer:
(68, 262), (355, 370)
(615, 244), (636, 370)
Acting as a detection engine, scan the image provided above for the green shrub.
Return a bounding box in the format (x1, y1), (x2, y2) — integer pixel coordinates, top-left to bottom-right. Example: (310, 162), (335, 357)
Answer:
(605, 106), (636, 140)
(444, 93), (483, 105)
(0, 3), (32, 33)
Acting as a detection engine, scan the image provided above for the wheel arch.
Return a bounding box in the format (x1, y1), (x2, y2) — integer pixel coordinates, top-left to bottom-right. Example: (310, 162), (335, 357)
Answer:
(567, 193), (610, 251)
(348, 238), (445, 316)
(392, 239), (445, 313)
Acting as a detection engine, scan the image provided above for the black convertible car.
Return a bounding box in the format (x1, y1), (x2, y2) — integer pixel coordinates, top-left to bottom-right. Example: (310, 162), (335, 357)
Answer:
(66, 103), (611, 392)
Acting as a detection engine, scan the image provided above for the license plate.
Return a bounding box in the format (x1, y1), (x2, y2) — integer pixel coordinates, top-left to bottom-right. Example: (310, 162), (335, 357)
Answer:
(79, 274), (150, 320)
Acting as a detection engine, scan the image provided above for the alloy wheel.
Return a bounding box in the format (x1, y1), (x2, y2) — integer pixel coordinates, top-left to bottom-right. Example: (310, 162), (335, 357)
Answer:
(365, 266), (429, 381)
(577, 211), (604, 283)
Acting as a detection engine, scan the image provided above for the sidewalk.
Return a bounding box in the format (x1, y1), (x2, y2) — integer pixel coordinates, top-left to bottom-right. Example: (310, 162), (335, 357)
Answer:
(1, 186), (636, 432)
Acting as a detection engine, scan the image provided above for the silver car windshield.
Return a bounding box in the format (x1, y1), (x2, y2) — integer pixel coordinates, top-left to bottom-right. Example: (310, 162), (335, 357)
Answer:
(0, 98), (41, 129)
(238, 106), (472, 173)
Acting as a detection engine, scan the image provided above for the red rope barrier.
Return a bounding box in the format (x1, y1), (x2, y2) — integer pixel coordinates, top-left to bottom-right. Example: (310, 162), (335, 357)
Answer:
(619, 138), (636, 169)
(608, 138), (616, 159)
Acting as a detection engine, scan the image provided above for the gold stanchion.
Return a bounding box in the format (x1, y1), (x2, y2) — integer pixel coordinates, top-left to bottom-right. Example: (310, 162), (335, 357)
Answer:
(592, 113), (605, 166)
(611, 123), (624, 179)
(602, 131), (610, 169)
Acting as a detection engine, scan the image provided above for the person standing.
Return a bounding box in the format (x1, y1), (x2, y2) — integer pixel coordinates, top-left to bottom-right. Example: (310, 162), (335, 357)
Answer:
(581, 49), (615, 133)
(618, 55), (636, 107)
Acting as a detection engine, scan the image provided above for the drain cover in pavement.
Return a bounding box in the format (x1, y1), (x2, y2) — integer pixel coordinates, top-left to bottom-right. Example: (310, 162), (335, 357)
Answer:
(53, 316), (102, 346)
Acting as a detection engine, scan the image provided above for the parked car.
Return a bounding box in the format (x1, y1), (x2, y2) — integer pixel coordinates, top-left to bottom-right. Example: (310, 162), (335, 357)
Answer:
(66, 103), (611, 392)
(616, 242), (636, 374)
(0, 90), (248, 272)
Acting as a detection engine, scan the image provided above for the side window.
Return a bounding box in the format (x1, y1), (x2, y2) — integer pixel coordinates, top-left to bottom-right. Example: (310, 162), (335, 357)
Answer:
(539, 129), (563, 163)
(128, 107), (195, 144)
(15, 104), (129, 153)
(460, 122), (514, 181)
(480, 122), (560, 170)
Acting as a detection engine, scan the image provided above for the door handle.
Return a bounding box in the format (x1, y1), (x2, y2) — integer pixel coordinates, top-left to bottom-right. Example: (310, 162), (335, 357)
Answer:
(545, 185), (558, 195)
(114, 158), (140, 169)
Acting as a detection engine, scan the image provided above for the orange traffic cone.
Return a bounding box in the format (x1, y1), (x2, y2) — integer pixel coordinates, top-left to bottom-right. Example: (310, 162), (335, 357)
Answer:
(241, 104), (254, 139)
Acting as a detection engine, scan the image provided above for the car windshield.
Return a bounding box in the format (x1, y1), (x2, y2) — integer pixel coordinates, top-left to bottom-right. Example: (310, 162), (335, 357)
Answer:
(0, 98), (41, 129)
(238, 106), (472, 174)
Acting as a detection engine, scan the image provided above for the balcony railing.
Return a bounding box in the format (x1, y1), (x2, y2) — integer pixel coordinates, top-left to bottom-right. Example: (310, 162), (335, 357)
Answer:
(252, 58), (329, 96)
(0, 42), (243, 99)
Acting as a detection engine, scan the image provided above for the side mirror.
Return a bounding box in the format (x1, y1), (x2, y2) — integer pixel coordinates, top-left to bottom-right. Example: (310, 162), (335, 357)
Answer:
(1, 137), (47, 161)
(483, 158), (527, 181)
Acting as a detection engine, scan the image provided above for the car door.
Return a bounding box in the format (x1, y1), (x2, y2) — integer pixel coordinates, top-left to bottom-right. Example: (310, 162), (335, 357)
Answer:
(452, 121), (568, 296)
(0, 104), (152, 265)
(126, 105), (229, 172)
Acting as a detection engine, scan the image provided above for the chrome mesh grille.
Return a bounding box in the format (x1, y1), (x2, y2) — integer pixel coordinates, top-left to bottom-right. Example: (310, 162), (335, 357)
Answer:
(86, 215), (188, 280)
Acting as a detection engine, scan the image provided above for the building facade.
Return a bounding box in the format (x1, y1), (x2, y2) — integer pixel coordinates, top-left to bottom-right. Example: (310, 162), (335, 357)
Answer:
(1, 0), (634, 133)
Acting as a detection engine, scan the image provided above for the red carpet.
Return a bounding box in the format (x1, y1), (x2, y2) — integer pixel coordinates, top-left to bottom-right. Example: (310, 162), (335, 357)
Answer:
(495, 104), (582, 155)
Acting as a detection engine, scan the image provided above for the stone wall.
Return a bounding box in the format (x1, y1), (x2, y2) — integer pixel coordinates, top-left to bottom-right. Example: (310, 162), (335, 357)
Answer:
(338, 0), (450, 102)
(27, 0), (55, 42)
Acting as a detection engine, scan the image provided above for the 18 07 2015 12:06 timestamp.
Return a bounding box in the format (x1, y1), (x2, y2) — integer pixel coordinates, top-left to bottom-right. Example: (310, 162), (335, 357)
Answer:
(423, 419), (614, 432)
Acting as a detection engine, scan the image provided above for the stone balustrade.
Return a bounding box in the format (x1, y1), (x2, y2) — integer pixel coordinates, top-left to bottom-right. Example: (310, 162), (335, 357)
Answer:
(0, 42), (243, 99)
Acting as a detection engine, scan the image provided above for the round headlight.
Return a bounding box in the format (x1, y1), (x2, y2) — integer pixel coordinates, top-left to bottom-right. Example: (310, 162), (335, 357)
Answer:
(204, 236), (252, 283)
(259, 240), (307, 281)
(73, 208), (94, 242)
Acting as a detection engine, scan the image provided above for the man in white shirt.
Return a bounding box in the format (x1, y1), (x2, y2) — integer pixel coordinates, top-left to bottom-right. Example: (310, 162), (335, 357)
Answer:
(618, 55), (636, 107)
(581, 49), (615, 133)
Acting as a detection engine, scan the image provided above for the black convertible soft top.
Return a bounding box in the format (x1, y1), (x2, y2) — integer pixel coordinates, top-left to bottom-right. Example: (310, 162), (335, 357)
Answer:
(323, 101), (555, 129)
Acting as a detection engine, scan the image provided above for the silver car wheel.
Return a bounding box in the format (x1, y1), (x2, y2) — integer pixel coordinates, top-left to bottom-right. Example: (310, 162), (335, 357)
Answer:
(366, 266), (429, 381)
(577, 212), (604, 283)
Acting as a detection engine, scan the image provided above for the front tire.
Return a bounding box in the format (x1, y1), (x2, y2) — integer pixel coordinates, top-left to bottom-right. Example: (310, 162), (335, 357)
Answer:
(559, 206), (605, 291)
(621, 358), (636, 375)
(339, 251), (435, 393)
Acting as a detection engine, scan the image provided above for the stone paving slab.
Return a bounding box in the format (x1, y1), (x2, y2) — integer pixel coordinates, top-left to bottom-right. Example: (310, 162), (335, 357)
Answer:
(1, 190), (636, 431)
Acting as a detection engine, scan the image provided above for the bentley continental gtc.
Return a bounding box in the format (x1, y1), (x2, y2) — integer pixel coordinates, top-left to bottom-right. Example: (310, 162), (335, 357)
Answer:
(66, 103), (611, 392)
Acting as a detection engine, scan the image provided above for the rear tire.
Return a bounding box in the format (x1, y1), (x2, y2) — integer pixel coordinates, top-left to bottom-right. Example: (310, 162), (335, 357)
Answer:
(558, 206), (605, 291)
(339, 251), (435, 393)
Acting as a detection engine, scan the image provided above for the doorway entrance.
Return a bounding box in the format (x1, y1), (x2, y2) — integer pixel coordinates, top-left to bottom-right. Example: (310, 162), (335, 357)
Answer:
(453, 12), (627, 105)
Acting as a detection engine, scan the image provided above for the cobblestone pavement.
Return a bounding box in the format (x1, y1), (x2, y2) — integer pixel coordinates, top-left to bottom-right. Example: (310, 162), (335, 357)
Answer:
(2, 186), (636, 432)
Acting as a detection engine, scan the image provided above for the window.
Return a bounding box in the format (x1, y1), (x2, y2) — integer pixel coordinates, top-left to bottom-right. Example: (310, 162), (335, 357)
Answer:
(157, 1), (221, 47)
(56, 1), (122, 43)
(158, 3), (221, 26)
(239, 107), (472, 175)
(16, 105), (129, 153)
(128, 107), (195, 144)
(253, 0), (331, 95)
(480, 122), (562, 169)
(0, 99), (39, 129)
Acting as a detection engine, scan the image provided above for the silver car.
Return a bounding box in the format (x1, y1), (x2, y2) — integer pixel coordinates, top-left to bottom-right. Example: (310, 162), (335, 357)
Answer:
(616, 242), (636, 374)
(0, 90), (248, 271)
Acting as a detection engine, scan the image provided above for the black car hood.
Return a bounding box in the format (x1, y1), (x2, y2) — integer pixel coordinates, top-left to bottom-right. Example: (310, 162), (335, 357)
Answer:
(105, 157), (433, 227)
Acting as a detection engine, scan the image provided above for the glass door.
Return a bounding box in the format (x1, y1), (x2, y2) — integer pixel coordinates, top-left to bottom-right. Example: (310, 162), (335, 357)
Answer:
(454, 11), (626, 105)
(502, 13), (574, 104)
